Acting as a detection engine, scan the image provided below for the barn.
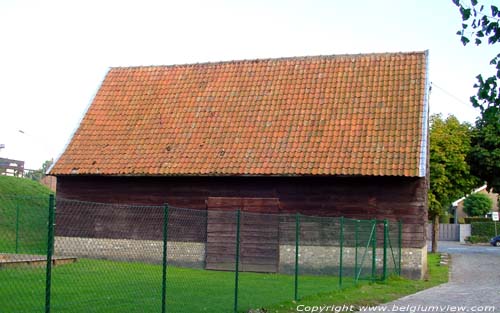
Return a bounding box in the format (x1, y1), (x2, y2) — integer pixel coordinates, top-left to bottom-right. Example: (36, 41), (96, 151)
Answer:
(49, 51), (430, 278)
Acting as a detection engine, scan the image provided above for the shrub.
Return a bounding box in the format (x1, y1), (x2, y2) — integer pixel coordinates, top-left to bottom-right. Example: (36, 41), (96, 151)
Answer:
(471, 222), (499, 237)
(464, 217), (491, 223)
(466, 235), (491, 243)
(439, 213), (451, 224)
(463, 193), (493, 217)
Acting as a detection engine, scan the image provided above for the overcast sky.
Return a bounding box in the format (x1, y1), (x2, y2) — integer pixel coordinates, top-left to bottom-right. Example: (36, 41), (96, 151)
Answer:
(0, 0), (496, 169)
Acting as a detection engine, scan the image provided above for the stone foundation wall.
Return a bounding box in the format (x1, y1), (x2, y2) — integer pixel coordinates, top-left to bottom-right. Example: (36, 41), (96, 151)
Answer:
(55, 237), (426, 279)
(55, 237), (205, 268)
(279, 245), (426, 279)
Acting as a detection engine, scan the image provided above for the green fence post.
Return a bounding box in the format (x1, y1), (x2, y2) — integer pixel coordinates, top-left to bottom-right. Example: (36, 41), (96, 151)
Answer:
(294, 213), (300, 301)
(371, 219), (376, 282)
(15, 202), (20, 253)
(162, 204), (169, 313)
(234, 209), (241, 313)
(354, 220), (359, 283)
(45, 194), (55, 313)
(398, 220), (402, 276)
(339, 217), (344, 288)
(383, 220), (388, 281)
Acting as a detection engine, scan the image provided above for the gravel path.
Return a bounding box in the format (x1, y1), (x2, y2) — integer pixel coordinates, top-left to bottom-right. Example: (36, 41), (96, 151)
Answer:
(382, 252), (500, 312)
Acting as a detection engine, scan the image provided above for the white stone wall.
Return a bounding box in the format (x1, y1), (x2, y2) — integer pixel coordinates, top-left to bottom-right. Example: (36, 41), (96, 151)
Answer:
(55, 237), (426, 279)
(280, 244), (427, 279)
(55, 237), (205, 268)
(459, 224), (471, 243)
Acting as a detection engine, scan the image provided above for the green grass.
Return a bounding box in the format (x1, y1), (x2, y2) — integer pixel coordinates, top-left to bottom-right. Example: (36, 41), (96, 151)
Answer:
(0, 179), (448, 312)
(266, 253), (449, 312)
(0, 259), (344, 313)
(0, 175), (53, 196)
(0, 175), (53, 253)
(0, 254), (447, 313)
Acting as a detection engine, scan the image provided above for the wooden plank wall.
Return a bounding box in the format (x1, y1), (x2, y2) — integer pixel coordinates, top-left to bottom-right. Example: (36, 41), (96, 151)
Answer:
(205, 197), (280, 272)
(55, 200), (207, 242)
(56, 175), (427, 248)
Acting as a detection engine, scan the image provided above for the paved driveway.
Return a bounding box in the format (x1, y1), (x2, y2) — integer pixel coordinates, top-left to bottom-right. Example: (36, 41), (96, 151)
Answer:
(382, 242), (500, 312)
(434, 241), (500, 256)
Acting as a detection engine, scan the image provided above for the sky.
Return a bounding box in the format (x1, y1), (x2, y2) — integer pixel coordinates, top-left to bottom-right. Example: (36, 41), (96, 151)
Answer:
(0, 0), (497, 169)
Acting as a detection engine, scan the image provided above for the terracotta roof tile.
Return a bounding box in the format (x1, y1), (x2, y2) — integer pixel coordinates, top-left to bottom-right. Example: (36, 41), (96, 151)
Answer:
(51, 52), (429, 177)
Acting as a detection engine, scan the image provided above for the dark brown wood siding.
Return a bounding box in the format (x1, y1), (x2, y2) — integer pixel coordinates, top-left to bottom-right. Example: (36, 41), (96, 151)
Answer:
(205, 197), (280, 272)
(55, 175), (427, 248)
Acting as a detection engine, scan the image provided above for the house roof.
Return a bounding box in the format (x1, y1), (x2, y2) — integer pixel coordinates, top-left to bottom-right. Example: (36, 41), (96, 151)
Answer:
(50, 51), (429, 177)
(452, 185), (488, 206)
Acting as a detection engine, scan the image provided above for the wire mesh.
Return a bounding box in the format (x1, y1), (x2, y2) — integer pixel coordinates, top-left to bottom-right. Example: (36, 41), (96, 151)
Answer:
(343, 219), (364, 287)
(0, 195), (49, 313)
(353, 219), (376, 281)
(0, 195), (403, 313)
(294, 214), (341, 299)
(237, 211), (295, 311)
(166, 206), (237, 313)
(387, 220), (402, 276)
(52, 198), (165, 313)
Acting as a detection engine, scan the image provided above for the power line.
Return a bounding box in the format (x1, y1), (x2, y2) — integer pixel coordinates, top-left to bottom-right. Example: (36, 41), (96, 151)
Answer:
(430, 82), (472, 107)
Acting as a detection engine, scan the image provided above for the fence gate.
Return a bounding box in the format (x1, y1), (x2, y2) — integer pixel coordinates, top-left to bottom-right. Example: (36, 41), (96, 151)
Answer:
(427, 224), (460, 241)
(205, 197), (280, 273)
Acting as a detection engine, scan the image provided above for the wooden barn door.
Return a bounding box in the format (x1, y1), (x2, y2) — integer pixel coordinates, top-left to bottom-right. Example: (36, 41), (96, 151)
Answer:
(205, 197), (280, 273)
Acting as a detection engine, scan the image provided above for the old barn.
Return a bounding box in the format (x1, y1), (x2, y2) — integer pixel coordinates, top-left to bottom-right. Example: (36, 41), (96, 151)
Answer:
(50, 51), (430, 278)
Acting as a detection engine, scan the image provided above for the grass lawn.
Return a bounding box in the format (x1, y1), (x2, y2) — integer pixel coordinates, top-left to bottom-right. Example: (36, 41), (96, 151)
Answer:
(0, 259), (348, 313)
(0, 179), (448, 312)
(0, 176), (52, 254)
(266, 253), (449, 312)
(0, 254), (447, 313)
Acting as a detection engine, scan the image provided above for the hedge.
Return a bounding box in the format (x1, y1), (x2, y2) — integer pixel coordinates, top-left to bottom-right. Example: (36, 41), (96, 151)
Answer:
(471, 222), (500, 237)
(464, 217), (491, 223)
(467, 235), (491, 243)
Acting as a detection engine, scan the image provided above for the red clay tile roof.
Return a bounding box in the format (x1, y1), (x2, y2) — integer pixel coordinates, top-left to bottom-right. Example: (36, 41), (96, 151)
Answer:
(51, 52), (429, 177)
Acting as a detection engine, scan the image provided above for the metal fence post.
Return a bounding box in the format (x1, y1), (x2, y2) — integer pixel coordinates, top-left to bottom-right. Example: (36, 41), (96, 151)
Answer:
(45, 194), (55, 313)
(339, 217), (344, 288)
(234, 209), (241, 313)
(162, 203), (169, 313)
(15, 202), (20, 253)
(294, 213), (300, 301)
(354, 220), (359, 283)
(398, 220), (402, 276)
(383, 219), (388, 281)
(371, 219), (376, 281)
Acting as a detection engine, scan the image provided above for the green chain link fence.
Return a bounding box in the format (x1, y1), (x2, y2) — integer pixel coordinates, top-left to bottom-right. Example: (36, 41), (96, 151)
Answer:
(0, 195), (50, 313)
(0, 195), (402, 313)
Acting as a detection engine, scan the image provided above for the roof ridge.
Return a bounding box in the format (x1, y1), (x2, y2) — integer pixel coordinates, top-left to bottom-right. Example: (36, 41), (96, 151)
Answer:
(109, 50), (428, 70)
(51, 50), (429, 177)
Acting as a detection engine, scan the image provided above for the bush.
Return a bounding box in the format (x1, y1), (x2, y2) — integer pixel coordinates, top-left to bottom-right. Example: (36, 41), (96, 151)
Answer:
(471, 222), (499, 237)
(439, 213), (451, 224)
(464, 217), (491, 223)
(466, 235), (491, 243)
(463, 193), (493, 217)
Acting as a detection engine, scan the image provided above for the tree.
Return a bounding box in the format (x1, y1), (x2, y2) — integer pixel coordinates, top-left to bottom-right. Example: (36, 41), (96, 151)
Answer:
(453, 0), (500, 193)
(463, 193), (494, 216)
(428, 114), (480, 252)
(24, 160), (53, 182)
